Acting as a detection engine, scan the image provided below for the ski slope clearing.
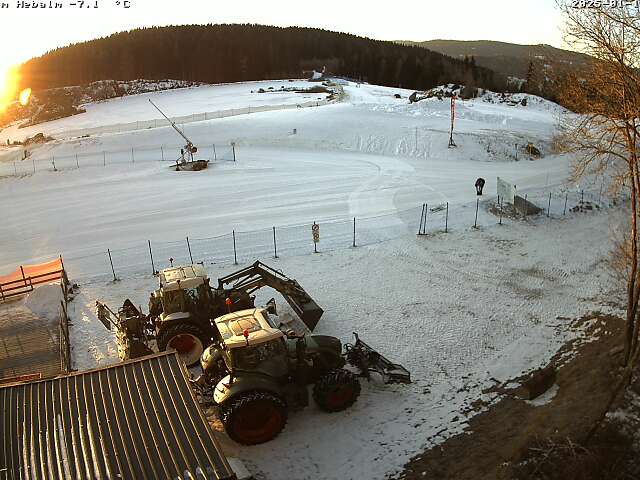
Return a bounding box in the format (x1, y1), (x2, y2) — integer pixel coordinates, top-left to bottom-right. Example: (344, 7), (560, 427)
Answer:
(0, 79), (330, 142)
(0, 80), (614, 479)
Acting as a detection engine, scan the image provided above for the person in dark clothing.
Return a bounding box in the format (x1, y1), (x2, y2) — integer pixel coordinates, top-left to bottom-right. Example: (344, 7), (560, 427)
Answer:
(475, 177), (486, 195)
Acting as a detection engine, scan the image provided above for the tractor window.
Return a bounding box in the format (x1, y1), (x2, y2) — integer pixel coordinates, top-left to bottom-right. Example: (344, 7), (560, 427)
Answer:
(233, 340), (286, 370)
(162, 290), (184, 314)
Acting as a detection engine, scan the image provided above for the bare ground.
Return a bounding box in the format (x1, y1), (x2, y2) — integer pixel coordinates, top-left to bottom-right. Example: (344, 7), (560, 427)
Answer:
(396, 313), (640, 480)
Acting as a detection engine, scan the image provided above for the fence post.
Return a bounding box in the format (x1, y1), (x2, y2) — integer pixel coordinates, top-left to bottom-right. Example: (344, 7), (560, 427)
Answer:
(417, 203), (426, 235)
(445, 202), (449, 232)
(107, 249), (117, 281)
(499, 197), (503, 225)
(52, 156), (56, 171)
(547, 192), (552, 217)
(75, 154), (79, 169)
(161, 146), (165, 161)
(148, 240), (156, 275)
(232, 230), (238, 265)
(581, 190), (584, 204)
(232, 143), (236, 162)
(273, 226), (278, 258)
(564, 193), (568, 215)
(474, 198), (479, 228)
(598, 182), (603, 205)
(131, 148), (135, 164)
(186, 236), (194, 264)
(103, 151), (106, 167)
(353, 217), (356, 247)
(20, 265), (27, 289)
(213, 144), (217, 161)
(32, 158), (35, 173)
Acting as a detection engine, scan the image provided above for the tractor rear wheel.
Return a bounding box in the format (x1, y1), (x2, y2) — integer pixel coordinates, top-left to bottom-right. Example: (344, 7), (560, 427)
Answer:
(221, 391), (287, 445)
(313, 369), (361, 412)
(157, 322), (209, 367)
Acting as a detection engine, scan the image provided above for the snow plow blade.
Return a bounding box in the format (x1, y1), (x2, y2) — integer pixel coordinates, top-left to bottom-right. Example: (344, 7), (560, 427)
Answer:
(345, 333), (411, 384)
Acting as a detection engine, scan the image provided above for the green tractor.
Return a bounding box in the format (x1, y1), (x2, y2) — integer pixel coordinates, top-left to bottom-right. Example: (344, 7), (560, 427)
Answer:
(195, 307), (410, 445)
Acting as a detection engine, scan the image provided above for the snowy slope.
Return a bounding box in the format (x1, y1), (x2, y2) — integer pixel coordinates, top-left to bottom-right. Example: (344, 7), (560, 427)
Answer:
(0, 79), (330, 142)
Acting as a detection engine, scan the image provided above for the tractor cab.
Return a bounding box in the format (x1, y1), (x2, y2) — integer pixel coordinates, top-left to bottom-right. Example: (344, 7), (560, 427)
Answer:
(150, 264), (213, 322)
(208, 308), (289, 379)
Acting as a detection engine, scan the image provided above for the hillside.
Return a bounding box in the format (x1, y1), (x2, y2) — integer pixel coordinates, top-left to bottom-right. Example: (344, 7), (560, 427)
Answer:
(17, 25), (506, 94)
(400, 39), (590, 80)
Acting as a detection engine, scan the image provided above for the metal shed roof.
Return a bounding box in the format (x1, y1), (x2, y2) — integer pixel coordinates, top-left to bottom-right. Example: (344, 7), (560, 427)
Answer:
(0, 352), (236, 480)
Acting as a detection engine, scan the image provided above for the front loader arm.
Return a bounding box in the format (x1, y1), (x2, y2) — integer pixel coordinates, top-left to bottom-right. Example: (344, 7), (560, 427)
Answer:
(217, 261), (324, 331)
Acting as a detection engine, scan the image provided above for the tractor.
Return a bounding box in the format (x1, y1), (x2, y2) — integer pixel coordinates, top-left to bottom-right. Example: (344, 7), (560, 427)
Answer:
(97, 261), (324, 366)
(194, 307), (411, 445)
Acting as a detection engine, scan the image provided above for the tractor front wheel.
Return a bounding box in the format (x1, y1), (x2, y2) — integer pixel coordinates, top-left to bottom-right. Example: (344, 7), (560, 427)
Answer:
(313, 369), (361, 412)
(157, 323), (209, 367)
(221, 392), (287, 445)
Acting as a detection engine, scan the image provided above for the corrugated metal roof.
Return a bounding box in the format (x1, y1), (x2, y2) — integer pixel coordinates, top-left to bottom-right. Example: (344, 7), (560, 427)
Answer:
(0, 352), (236, 480)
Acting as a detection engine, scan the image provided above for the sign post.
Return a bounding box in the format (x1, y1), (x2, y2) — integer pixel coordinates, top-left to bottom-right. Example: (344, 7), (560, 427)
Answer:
(312, 222), (319, 253)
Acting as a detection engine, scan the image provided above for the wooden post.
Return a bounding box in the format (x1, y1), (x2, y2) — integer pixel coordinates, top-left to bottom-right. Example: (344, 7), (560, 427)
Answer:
(233, 230), (238, 265)
(499, 197), (503, 225)
(273, 226), (278, 258)
(75, 154), (79, 169)
(581, 190), (584, 204)
(418, 204), (426, 235)
(186, 236), (193, 264)
(213, 144), (217, 161)
(524, 194), (529, 216)
(107, 249), (117, 281)
(131, 148), (135, 164)
(161, 146), (165, 161)
(52, 156), (56, 171)
(474, 198), (479, 228)
(564, 193), (568, 215)
(313, 222), (318, 253)
(445, 202), (449, 232)
(20, 266), (27, 289)
(232, 143), (236, 162)
(148, 240), (155, 274)
(353, 217), (356, 247)
(32, 158), (35, 173)
(547, 192), (552, 217)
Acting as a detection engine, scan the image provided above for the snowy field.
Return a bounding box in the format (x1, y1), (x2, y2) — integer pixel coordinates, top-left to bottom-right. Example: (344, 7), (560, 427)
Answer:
(0, 79), (620, 479)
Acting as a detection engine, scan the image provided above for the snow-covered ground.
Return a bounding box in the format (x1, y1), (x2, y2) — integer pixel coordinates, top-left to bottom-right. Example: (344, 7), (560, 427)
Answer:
(0, 79), (620, 479)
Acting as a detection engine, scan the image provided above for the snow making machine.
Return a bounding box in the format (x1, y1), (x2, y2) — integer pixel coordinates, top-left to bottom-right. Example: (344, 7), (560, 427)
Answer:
(148, 98), (209, 171)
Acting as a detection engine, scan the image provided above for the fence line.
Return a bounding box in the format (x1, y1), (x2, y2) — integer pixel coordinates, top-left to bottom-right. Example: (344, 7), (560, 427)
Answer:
(10, 98), (329, 146)
(33, 184), (624, 284)
(0, 142), (237, 177)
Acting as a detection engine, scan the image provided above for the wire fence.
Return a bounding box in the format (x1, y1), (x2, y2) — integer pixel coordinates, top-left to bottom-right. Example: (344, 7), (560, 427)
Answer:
(0, 142), (238, 177)
(46, 182), (626, 285)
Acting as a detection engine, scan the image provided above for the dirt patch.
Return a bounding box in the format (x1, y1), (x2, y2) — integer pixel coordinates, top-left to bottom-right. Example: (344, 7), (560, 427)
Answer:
(395, 313), (639, 480)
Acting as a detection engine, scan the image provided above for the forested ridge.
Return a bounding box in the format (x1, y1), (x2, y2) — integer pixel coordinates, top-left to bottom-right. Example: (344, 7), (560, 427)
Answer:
(19, 24), (507, 92)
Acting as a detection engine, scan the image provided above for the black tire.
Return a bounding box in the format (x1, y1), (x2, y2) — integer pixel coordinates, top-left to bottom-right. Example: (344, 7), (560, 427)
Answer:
(157, 322), (209, 367)
(221, 391), (287, 445)
(313, 369), (361, 413)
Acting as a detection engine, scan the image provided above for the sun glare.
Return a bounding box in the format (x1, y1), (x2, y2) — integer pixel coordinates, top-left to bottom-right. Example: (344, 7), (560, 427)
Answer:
(19, 88), (32, 106)
(0, 65), (21, 112)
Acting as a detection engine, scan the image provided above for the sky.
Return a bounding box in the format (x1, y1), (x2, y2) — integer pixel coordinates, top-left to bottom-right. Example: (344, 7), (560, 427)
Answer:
(0, 0), (564, 102)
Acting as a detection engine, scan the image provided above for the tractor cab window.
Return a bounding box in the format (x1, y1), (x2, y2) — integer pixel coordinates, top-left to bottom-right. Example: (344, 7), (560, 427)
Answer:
(162, 290), (184, 314)
(231, 339), (287, 375)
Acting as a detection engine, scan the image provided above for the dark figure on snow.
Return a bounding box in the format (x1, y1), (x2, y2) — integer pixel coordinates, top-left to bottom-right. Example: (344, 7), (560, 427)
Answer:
(475, 177), (486, 196)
